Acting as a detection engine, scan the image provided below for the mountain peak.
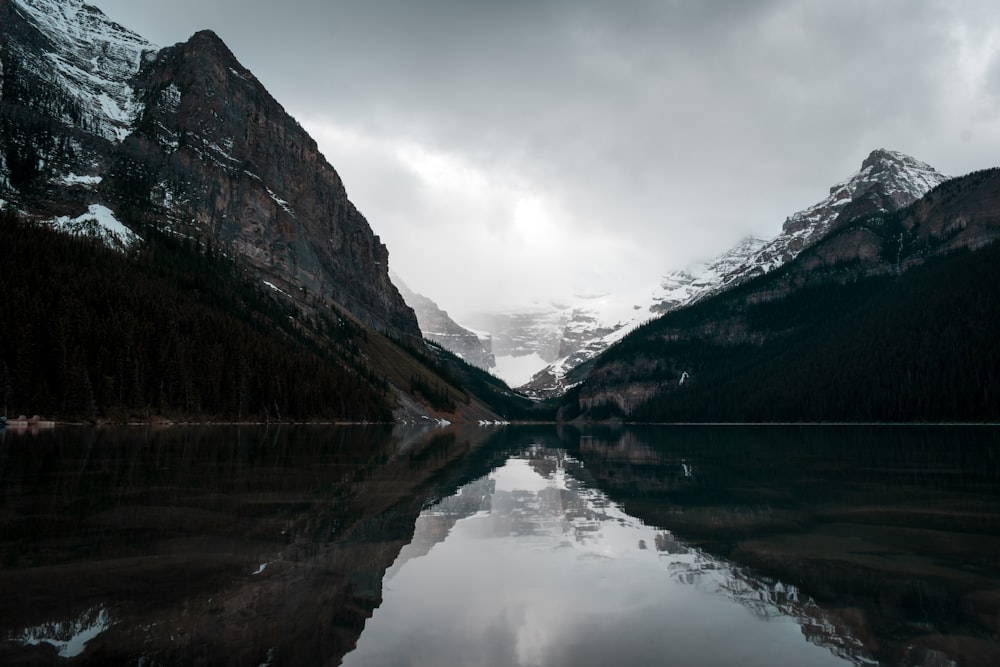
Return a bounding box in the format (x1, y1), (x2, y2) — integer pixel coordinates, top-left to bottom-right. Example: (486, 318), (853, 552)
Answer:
(773, 148), (948, 253)
(182, 29), (238, 60)
(862, 147), (931, 171)
(856, 148), (945, 196)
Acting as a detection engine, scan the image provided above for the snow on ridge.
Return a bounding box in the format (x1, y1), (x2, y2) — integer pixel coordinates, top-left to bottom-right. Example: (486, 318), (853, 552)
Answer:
(265, 187), (295, 215)
(720, 149), (949, 296)
(263, 280), (293, 298)
(57, 173), (102, 187)
(13, 0), (157, 142)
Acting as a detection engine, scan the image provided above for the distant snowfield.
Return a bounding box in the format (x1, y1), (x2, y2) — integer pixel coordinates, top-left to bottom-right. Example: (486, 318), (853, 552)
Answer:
(493, 352), (549, 387)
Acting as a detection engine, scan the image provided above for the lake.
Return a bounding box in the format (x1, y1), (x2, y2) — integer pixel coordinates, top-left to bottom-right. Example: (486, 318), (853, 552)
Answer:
(0, 424), (998, 666)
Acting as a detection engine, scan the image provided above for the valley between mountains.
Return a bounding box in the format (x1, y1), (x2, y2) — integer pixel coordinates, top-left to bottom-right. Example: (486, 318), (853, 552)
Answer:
(1, 0), (998, 424)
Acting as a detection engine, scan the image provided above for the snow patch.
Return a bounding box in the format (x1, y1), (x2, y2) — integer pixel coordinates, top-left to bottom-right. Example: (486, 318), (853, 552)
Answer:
(241, 170), (295, 215)
(160, 82), (182, 112)
(18, 606), (113, 658)
(266, 187), (294, 215)
(57, 173), (102, 186)
(47, 204), (141, 249)
(263, 280), (292, 298)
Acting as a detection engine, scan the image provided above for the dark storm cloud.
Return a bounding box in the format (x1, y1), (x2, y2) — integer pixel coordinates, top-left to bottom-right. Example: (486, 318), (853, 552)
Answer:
(95, 0), (1000, 316)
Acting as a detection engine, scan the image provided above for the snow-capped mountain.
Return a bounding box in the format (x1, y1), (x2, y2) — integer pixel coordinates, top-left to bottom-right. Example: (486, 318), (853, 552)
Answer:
(0, 0), (422, 346)
(518, 149), (950, 399)
(462, 297), (637, 387)
(4, 0), (155, 143)
(713, 148), (949, 291)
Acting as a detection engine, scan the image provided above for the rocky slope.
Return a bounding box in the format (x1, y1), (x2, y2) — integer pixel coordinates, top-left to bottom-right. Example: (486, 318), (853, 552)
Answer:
(0, 0), (421, 347)
(519, 149), (950, 399)
(393, 274), (496, 372)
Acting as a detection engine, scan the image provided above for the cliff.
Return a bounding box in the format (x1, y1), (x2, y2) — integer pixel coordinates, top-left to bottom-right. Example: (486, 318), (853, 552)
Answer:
(1, 0), (422, 347)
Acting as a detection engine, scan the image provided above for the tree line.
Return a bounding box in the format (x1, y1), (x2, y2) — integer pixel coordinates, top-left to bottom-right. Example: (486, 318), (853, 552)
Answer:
(0, 213), (395, 422)
(624, 244), (1000, 423)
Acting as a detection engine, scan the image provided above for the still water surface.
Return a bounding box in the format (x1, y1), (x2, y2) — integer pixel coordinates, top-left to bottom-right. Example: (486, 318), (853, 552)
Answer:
(1, 424), (998, 666)
(343, 451), (848, 667)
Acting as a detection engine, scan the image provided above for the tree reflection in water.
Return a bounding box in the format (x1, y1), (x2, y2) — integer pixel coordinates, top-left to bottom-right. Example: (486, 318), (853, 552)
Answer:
(1, 424), (997, 666)
(345, 445), (860, 667)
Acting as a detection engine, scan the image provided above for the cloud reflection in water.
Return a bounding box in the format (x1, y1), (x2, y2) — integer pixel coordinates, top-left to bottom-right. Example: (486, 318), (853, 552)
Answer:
(343, 447), (859, 667)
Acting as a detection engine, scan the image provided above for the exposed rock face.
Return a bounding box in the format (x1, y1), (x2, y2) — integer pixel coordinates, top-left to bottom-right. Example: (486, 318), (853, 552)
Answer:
(793, 166), (1000, 276)
(0, 0), (422, 347)
(393, 275), (495, 371)
(126, 30), (420, 344)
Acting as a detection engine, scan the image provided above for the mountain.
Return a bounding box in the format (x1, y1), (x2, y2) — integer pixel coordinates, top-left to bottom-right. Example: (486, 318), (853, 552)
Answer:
(392, 275), (496, 372)
(459, 304), (615, 387)
(0, 0), (528, 423)
(650, 235), (770, 315)
(515, 237), (771, 398)
(1, 0), (420, 346)
(559, 165), (1000, 422)
(519, 149), (950, 400)
(710, 148), (949, 292)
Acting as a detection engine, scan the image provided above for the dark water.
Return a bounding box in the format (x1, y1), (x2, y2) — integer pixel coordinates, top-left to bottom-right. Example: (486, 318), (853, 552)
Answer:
(1, 424), (998, 666)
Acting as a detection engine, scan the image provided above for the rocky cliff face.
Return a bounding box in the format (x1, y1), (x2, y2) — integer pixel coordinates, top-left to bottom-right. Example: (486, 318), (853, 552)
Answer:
(0, 0), (422, 347)
(393, 275), (495, 371)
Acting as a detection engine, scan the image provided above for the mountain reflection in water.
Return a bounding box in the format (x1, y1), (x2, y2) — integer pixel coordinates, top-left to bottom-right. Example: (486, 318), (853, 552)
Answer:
(344, 447), (854, 667)
(0, 424), (998, 666)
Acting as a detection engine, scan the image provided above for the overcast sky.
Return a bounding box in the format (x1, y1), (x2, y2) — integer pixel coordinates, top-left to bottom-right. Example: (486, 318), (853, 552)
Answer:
(95, 0), (1000, 321)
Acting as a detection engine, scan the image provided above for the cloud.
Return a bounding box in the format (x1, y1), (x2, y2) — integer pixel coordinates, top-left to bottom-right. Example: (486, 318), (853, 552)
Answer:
(301, 115), (649, 318)
(95, 0), (1000, 320)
